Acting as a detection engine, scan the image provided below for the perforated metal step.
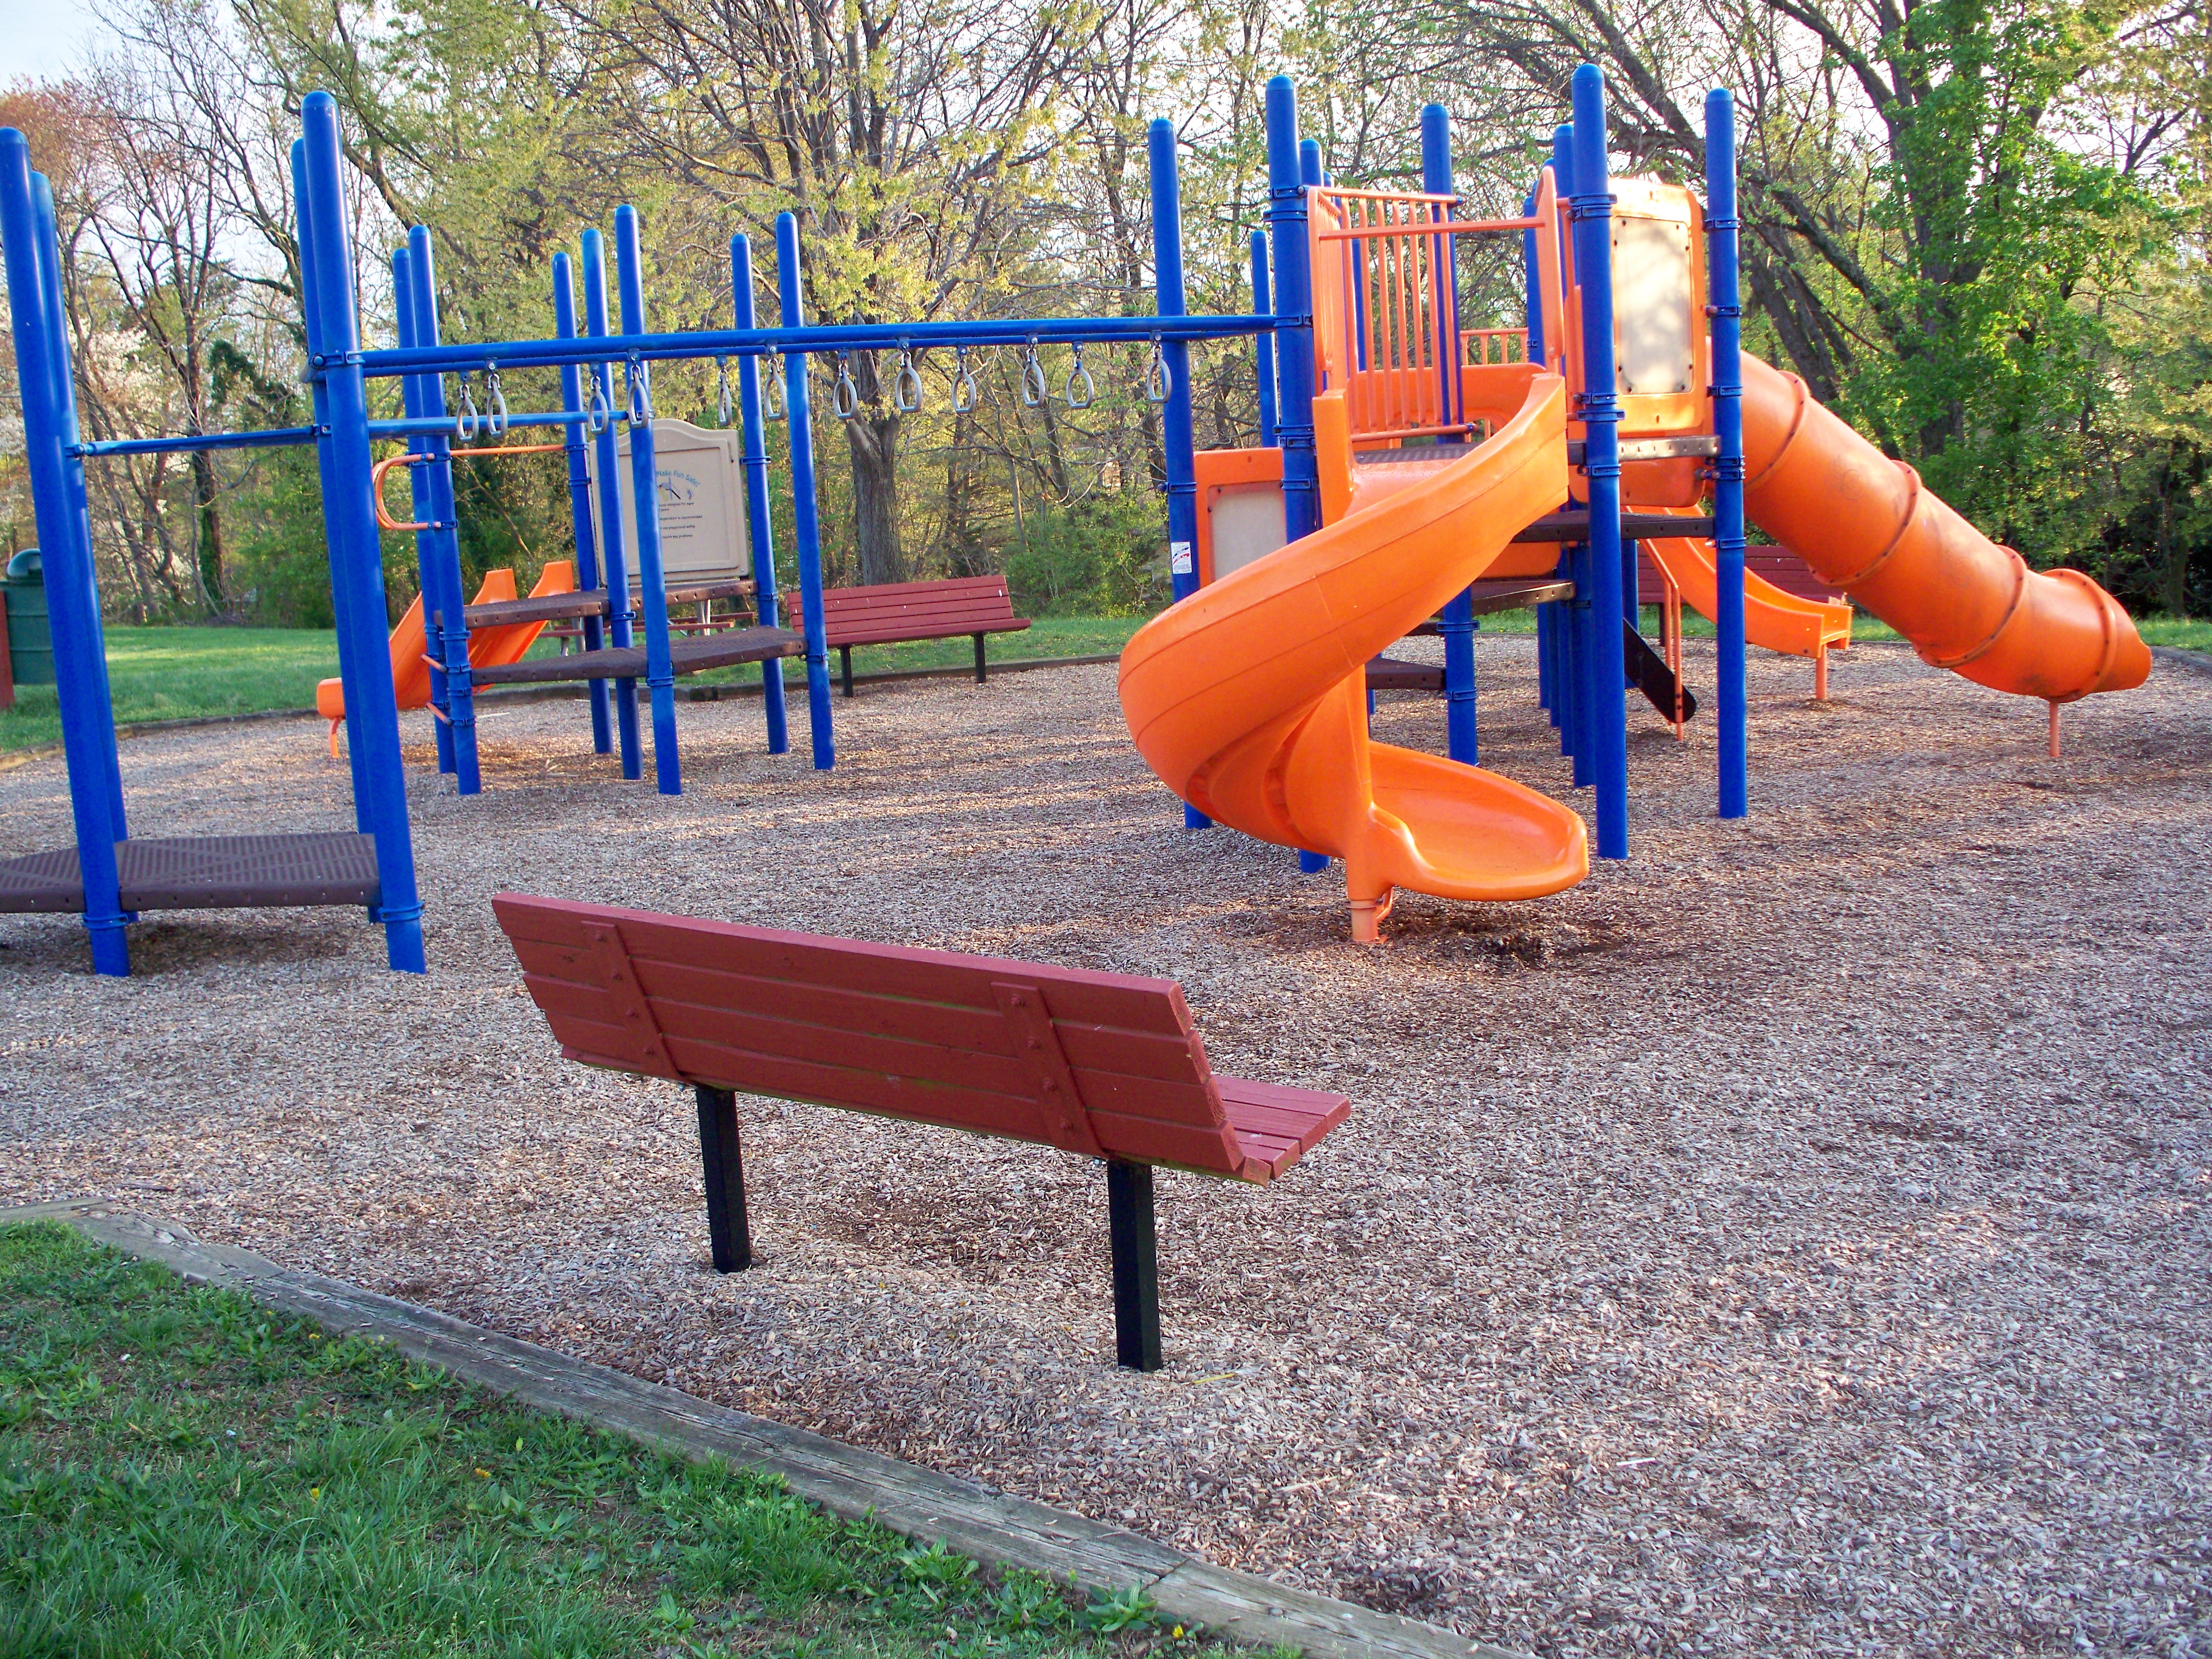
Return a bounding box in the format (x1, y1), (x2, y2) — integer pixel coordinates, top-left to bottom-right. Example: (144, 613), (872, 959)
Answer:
(0, 833), (380, 915)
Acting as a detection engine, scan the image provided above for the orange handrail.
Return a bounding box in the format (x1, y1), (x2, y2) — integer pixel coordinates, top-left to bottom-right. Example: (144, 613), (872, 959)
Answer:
(371, 443), (567, 533)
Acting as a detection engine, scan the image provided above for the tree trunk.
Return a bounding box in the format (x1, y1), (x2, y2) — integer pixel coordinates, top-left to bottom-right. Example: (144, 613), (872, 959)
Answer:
(844, 409), (906, 586)
(190, 447), (225, 609)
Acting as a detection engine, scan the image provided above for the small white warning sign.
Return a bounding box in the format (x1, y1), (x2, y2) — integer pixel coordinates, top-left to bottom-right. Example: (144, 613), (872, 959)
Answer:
(1170, 539), (1193, 575)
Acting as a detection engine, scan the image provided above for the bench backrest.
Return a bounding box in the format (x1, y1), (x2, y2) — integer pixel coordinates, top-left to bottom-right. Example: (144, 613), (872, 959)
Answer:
(493, 895), (1249, 1177)
(816, 575), (1023, 647)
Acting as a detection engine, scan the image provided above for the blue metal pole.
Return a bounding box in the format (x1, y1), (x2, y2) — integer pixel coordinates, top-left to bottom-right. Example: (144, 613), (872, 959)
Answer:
(1149, 119), (1212, 835)
(300, 91), (425, 972)
(1423, 103), (1481, 769)
(613, 206), (681, 795)
(33, 174), (131, 855)
(1707, 88), (1749, 821)
(552, 252), (613, 755)
(1551, 122), (1587, 773)
(0, 136), (128, 974)
(391, 246), (456, 779)
(403, 226), (479, 793)
(1571, 67), (1630, 860)
(775, 211), (835, 771)
(292, 142), (374, 832)
(1526, 185), (1559, 723)
(1266, 78), (1319, 546)
(729, 234), (787, 756)
(581, 228), (642, 780)
(1290, 124), (1333, 874)
(1250, 229), (1278, 447)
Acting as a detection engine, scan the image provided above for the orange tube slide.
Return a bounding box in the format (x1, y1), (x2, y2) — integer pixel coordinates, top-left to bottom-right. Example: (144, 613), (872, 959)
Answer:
(1120, 375), (1587, 941)
(1741, 353), (2148, 700)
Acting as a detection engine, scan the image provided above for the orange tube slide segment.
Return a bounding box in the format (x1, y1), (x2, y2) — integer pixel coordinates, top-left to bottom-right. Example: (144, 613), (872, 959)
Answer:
(1741, 353), (2148, 701)
(1120, 375), (1587, 942)
(1642, 528), (1850, 660)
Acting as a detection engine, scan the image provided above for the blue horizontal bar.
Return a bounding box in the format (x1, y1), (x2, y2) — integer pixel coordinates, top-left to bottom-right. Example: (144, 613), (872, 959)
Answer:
(353, 312), (1280, 380)
(74, 425), (321, 458)
(367, 409), (610, 439)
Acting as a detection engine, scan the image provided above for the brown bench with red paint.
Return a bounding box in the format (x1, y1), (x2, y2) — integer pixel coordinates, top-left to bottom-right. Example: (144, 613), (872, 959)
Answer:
(817, 575), (1031, 696)
(491, 895), (1350, 1371)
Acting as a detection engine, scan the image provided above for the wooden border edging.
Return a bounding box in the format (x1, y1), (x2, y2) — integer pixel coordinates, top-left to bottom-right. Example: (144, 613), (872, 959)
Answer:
(5, 1199), (1526, 1659)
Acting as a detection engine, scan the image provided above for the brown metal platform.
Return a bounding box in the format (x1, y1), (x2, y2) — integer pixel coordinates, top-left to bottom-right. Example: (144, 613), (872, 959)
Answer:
(1406, 576), (1576, 636)
(443, 578), (757, 631)
(0, 833), (380, 915)
(1365, 655), (1446, 693)
(1514, 511), (1717, 542)
(469, 625), (802, 687)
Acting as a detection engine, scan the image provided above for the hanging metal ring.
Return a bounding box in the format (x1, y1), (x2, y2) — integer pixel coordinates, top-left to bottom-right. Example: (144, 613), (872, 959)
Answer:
(762, 355), (786, 421)
(833, 353), (860, 420)
(1146, 335), (1172, 405)
(1065, 341), (1096, 410)
(894, 347), (924, 415)
(627, 356), (653, 425)
(484, 365), (508, 436)
(586, 372), (612, 438)
(454, 375), (480, 441)
(951, 345), (980, 414)
(716, 356), (735, 427)
(1021, 339), (1047, 408)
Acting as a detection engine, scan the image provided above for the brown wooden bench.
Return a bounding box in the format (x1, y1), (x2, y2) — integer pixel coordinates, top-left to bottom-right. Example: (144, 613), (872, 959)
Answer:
(492, 894), (1349, 1371)
(817, 575), (1031, 697)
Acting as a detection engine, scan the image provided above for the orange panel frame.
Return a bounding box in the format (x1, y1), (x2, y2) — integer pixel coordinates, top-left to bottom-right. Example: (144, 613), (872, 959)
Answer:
(1192, 447), (1283, 587)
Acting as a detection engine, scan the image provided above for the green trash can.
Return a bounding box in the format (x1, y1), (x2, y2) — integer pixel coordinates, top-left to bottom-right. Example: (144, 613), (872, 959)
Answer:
(4, 548), (54, 686)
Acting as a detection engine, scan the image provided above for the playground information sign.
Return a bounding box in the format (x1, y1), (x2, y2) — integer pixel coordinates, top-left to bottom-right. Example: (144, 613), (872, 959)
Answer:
(588, 418), (752, 589)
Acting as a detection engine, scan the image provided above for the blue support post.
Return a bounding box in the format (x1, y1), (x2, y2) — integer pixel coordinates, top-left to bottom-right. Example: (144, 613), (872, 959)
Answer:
(1250, 229), (1278, 447)
(729, 234), (788, 756)
(1526, 186), (1559, 723)
(581, 229), (642, 780)
(1550, 124), (1588, 772)
(1570, 67), (1630, 859)
(292, 144), (374, 831)
(1706, 88), (1749, 821)
(390, 247), (456, 778)
(613, 207), (681, 795)
(402, 226), (479, 793)
(775, 212), (835, 771)
(299, 91), (426, 972)
(553, 252), (613, 756)
(1148, 119), (1212, 834)
(0, 134), (128, 974)
(1266, 78), (1319, 546)
(1423, 103), (1481, 768)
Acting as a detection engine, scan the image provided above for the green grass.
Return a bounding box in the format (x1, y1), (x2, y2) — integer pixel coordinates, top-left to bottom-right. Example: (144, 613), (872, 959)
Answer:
(0, 1220), (1261, 1658)
(2, 626), (341, 752)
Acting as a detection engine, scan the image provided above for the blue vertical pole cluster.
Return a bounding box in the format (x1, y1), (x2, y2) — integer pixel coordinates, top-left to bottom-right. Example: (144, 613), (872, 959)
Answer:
(298, 91), (426, 972)
(775, 212), (836, 771)
(553, 252), (613, 756)
(402, 227), (479, 792)
(730, 234), (788, 756)
(1569, 67), (1630, 860)
(1266, 77), (1319, 546)
(1549, 125), (1588, 779)
(1424, 103), (1481, 769)
(1250, 229), (1278, 447)
(0, 128), (129, 974)
(581, 228), (642, 780)
(614, 207), (682, 795)
(390, 248), (451, 779)
(1148, 119), (1210, 834)
(1706, 89), (1749, 821)
(1526, 188), (1560, 727)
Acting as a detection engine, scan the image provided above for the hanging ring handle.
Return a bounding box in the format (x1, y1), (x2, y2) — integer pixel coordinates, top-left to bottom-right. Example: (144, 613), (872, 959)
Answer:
(454, 375), (480, 441)
(716, 356), (734, 427)
(1147, 335), (1172, 405)
(1065, 341), (1095, 410)
(833, 352), (860, 420)
(951, 345), (979, 414)
(484, 364), (508, 437)
(761, 354), (786, 420)
(626, 356), (654, 424)
(585, 371), (612, 438)
(894, 347), (924, 415)
(1021, 338), (1047, 408)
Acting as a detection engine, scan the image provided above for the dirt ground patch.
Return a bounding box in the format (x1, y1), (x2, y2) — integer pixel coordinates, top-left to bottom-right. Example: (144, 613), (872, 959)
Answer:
(3, 635), (2207, 1658)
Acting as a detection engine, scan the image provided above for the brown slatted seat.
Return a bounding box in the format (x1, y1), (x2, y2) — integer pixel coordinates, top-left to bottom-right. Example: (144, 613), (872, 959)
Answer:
(492, 893), (1349, 1370)
(816, 575), (1031, 696)
(0, 833), (379, 915)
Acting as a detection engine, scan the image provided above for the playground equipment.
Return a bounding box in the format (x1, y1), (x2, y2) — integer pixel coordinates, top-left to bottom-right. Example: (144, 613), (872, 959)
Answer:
(1118, 69), (2151, 942)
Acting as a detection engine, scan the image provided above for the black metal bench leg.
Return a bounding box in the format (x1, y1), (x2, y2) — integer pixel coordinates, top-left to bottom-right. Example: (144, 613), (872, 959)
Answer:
(840, 646), (854, 698)
(973, 633), (987, 684)
(1106, 1159), (1161, 1371)
(695, 1085), (752, 1272)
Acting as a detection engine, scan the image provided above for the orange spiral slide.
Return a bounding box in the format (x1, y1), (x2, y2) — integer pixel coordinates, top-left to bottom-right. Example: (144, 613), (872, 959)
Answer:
(1741, 352), (2149, 700)
(1119, 374), (1588, 941)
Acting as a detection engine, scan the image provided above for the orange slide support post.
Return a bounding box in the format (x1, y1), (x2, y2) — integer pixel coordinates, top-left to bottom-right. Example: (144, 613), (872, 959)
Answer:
(1740, 352), (2150, 729)
(1120, 376), (1588, 942)
(317, 561), (576, 757)
(1641, 524), (1852, 713)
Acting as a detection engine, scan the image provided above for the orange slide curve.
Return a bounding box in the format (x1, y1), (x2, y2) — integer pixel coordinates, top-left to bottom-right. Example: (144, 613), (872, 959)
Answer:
(1642, 523), (1850, 661)
(1741, 353), (2148, 700)
(1119, 374), (1588, 941)
(318, 560), (576, 755)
